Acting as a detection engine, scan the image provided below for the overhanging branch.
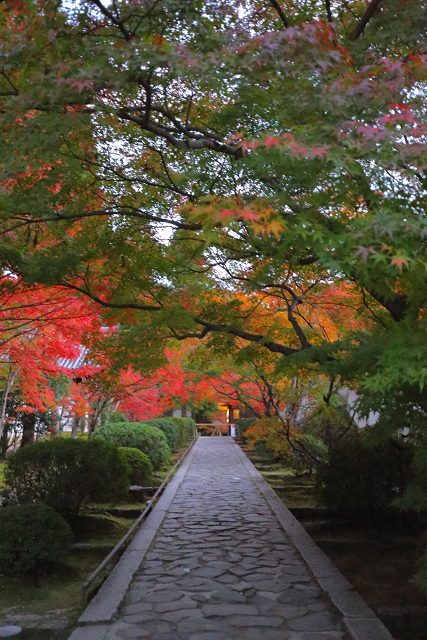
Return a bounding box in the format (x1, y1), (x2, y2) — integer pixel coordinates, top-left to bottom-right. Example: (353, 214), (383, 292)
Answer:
(352, 0), (384, 40)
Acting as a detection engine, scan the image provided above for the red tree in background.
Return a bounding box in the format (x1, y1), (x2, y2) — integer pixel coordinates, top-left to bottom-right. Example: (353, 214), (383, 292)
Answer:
(0, 277), (100, 453)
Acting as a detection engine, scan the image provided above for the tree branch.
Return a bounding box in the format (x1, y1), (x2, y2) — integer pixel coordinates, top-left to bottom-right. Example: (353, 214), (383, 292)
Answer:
(325, 0), (333, 23)
(61, 282), (163, 311)
(88, 0), (132, 41)
(280, 284), (312, 349)
(351, 0), (384, 40)
(193, 318), (301, 356)
(269, 0), (289, 28)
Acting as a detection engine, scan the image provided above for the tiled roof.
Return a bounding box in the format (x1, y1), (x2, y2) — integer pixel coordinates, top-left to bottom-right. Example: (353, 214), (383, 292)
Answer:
(57, 346), (88, 370)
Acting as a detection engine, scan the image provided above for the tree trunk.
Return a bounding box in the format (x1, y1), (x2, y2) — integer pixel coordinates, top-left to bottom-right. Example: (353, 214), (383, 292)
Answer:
(20, 412), (36, 448)
(0, 366), (19, 457)
(71, 415), (80, 439)
(57, 406), (64, 437)
(0, 424), (10, 458)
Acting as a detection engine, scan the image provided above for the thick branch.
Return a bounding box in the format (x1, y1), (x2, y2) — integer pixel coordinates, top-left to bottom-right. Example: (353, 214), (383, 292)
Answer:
(351, 0), (384, 40)
(88, 0), (132, 40)
(269, 0), (289, 28)
(193, 318), (300, 356)
(61, 283), (163, 311)
(116, 109), (241, 157)
(280, 284), (312, 349)
(362, 285), (407, 322)
(0, 209), (203, 235)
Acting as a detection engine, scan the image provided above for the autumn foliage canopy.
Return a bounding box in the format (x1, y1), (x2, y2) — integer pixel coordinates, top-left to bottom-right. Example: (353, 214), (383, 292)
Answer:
(0, 0), (426, 458)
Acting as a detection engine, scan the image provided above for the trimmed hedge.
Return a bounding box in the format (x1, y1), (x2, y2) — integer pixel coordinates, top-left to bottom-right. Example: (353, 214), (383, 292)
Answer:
(94, 422), (170, 470)
(0, 504), (73, 575)
(118, 447), (153, 486)
(147, 418), (180, 451)
(5, 438), (130, 520)
(167, 417), (196, 447)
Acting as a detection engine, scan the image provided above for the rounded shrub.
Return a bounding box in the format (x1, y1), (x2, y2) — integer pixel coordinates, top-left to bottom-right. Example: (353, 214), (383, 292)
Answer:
(5, 438), (130, 521)
(316, 437), (415, 521)
(118, 447), (153, 486)
(94, 422), (170, 470)
(147, 418), (180, 451)
(0, 504), (73, 575)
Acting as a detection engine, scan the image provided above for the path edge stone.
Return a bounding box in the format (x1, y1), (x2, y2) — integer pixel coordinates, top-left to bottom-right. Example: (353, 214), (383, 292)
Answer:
(232, 440), (393, 640)
(68, 438), (200, 639)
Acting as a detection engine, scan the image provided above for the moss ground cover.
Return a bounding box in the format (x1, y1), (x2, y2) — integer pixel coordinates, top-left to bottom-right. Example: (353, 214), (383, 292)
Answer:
(0, 504), (144, 628)
(0, 441), (193, 629)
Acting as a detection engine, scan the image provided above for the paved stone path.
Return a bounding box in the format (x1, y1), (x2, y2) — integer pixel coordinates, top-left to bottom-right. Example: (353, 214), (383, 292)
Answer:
(106, 438), (345, 640)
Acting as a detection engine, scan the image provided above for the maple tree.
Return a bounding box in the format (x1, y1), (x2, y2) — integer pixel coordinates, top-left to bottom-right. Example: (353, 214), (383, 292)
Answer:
(79, 344), (195, 435)
(0, 278), (200, 447)
(0, 0), (426, 456)
(187, 285), (363, 460)
(0, 277), (102, 455)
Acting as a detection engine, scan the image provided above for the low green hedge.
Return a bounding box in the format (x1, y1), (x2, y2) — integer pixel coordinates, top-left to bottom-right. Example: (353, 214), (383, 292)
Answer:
(5, 438), (130, 521)
(0, 504), (73, 575)
(147, 417), (180, 451)
(167, 417), (196, 447)
(118, 447), (153, 485)
(94, 422), (170, 470)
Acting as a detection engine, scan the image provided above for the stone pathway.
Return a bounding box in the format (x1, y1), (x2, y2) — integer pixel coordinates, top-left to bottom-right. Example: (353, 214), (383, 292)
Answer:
(106, 438), (345, 640)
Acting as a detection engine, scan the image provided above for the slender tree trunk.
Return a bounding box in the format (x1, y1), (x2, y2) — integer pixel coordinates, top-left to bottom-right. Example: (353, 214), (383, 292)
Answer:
(1, 425), (9, 458)
(71, 415), (80, 439)
(57, 406), (64, 437)
(0, 366), (19, 457)
(20, 412), (36, 448)
(88, 395), (110, 438)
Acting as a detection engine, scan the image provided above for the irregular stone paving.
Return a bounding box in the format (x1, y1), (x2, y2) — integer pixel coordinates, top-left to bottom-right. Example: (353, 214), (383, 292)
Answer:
(107, 438), (345, 640)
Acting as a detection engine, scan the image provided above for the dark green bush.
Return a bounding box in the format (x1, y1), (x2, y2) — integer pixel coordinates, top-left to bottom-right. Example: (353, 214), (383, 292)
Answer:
(94, 422), (170, 470)
(118, 447), (153, 485)
(316, 437), (416, 521)
(5, 438), (130, 520)
(289, 435), (328, 476)
(147, 417), (180, 451)
(0, 504), (73, 575)
(235, 418), (257, 443)
(167, 417), (196, 447)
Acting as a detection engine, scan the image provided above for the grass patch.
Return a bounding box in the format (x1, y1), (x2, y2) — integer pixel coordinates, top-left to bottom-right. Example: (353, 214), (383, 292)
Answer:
(0, 547), (107, 624)
(0, 505), (143, 625)
(259, 468), (294, 477)
(273, 475), (317, 508)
